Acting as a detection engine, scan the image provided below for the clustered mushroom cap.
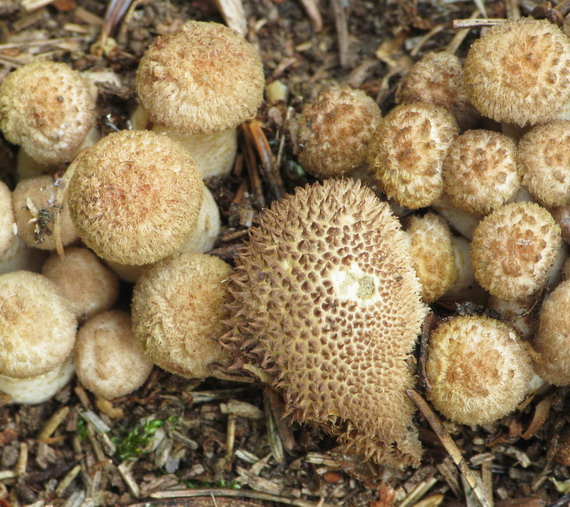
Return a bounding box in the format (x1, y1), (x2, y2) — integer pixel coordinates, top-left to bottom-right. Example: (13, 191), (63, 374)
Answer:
(369, 102), (459, 209)
(470, 202), (561, 300)
(74, 310), (153, 400)
(223, 178), (428, 469)
(532, 279), (570, 385)
(67, 130), (204, 265)
(296, 86), (382, 178)
(443, 129), (519, 215)
(132, 253), (232, 379)
(463, 18), (570, 126)
(426, 315), (534, 425)
(136, 21), (265, 134)
(0, 61), (96, 165)
(518, 121), (570, 207)
(396, 52), (479, 130)
(0, 271), (77, 378)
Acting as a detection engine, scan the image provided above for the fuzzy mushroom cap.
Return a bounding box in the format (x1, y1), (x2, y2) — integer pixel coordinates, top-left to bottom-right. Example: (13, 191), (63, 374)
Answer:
(223, 179), (428, 469)
(136, 21), (264, 134)
(426, 315), (534, 425)
(0, 61), (96, 165)
(443, 130), (519, 216)
(0, 271), (77, 378)
(396, 52), (479, 130)
(518, 121), (570, 207)
(132, 253), (232, 378)
(296, 87), (382, 178)
(369, 103), (459, 209)
(74, 310), (153, 400)
(67, 130), (204, 265)
(471, 202), (561, 300)
(406, 212), (458, 303)
(464, 18), (570, 126)
(532, 279), (570, 385)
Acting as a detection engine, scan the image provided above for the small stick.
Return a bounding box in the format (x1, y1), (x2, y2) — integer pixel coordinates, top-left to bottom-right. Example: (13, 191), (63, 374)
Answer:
(239, 124), (265, 209)
(452, 18), (506, 30)
(298, 0), (323, 32)
(331, 0), (350, 68)
(446, 11), (481, 55)
(406, 390), (492, 507)
(38, 406), (70, 441)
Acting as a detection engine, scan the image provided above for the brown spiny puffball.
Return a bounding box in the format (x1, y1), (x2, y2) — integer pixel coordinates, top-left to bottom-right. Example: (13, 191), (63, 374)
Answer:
(443, 129), (519, 215)
(296, 86), (382, 178)
(67, 130), (204, 265)
(222, 179), (428, 469)
(369, 102), (459, 209)
(396, 52), (479, 130)
(0, 61), (96, 165)
(426, 315), (534, 425)
(518, 121), (570, 207)
(464, 18), (570, 126)
(132, 253), (232, 378)
(532, 279), (570, 385)
(74, 310), (153, 400)
(471, 202), (561, 300)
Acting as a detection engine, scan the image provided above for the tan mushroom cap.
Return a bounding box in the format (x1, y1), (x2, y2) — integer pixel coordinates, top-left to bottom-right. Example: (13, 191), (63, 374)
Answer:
(518, 121), (570, 207)
(136, 21), (264, 134)
(0, 271), (77, 378)
(13, 175), (78, 251)
(426, 315), (534, 425)
(0, 61), (96, 165)
(369, 102), (459, 209)
(532, 279), (570, 385)
(296, 87), (382, 178)
(73, 310), (153, 400)
(67, 130), (204, 265)
(443, 130), (519, 215)
(464, 18), (570, 126)
(223, 179), (428, 469)
(396, 52), (479, 130)
(132, 253), (232, 379)
(471, 202), (561, 300)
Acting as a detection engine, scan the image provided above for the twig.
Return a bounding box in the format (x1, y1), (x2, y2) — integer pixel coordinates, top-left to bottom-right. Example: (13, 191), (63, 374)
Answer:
(38, 406), (70, 441)
(239, 124), (265, 209)
(406, 390), (492, 507)
(398, 477), (438, 507)
(248, 119), (285, 199)
(452, 18), (506, 30)
(297, 0), (323, 32)
(446, 11), (481, 55)
(331, 0), (349, 68)
(213, 0), (247, 36)
(410, 24), (445, 56)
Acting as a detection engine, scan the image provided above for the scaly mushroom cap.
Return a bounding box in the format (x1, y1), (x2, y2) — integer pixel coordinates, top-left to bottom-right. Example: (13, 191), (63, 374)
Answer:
(296, 87), (382, 178)
(67, 130), (204, 265)
(0, 61), (96, 165)
(369, 103), (459, 209)
(0, 271), (77, 378)
(471, 202), (561, 300)
(533, 279), (570, 385)
(518, 121), (570, 207)
(223, 179), (428, 469)
(426, 315), (534, 425)
(443, 130), (519, 215)
(463, 18), (570, 126)
(396, 52), (479, 130)
(136, 21), (264, 134)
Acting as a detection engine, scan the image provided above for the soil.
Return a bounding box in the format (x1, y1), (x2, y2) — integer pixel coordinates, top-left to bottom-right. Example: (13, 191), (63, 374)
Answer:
(0, 0), (570, 506)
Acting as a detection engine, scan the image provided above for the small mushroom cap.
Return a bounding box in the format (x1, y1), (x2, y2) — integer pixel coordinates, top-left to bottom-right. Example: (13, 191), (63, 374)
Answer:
(443, 130), (519, 216)
(396, 52), (479, 130)
(471, 202), (561, 300)
(67, 130), (204, 265)
(0, 61), (96, 165)
(0, 271), (77, 378)
(533, 279), (570, 385)
(41, 247), (120, 322)
(464, 18), (570, 126)
(223, 179), (428, 468)
(369, 102), (459, 209)
(136, 21), (264, 134)
(518, 121), (570, 207)
(426, 315), (534, 425)
(406, 212), (458, 302)
(74, 310), (153, 400)
(132, 253), (232, 378)
(296, 87), (382, 178)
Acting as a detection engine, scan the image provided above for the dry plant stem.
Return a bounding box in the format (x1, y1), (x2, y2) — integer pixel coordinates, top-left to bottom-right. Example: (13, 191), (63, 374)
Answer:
(446, 11), (481, 55)
(0, 37), (84, 50)
(406, 390), (492, 507)
(398, 477), (438, 507)
(240, 124), (265, 209)
(213, 0), (248, 36)
(38, 406), (70, 441)
(410, 25), (445, 56)
(100, 0), (135, 48)
(452, 18), (506, 30)
(298, 0), (323, 32)
(331, 0), (349, 68)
